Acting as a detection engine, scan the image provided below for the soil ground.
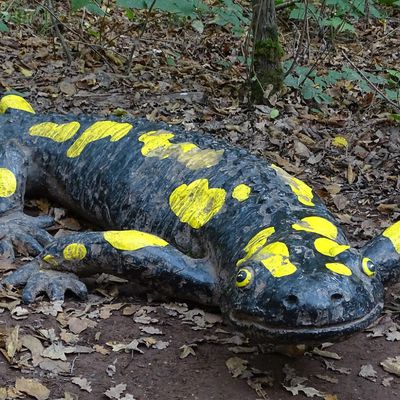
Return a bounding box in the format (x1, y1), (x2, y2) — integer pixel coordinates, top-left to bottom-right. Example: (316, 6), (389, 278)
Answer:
(0, 3), (399, 399)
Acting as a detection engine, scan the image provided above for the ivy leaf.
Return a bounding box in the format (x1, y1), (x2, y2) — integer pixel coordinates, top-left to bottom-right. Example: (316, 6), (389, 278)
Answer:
(0, 21), (8, 32)
(191, 19), (204, 34)
(270, 109), (279, 119)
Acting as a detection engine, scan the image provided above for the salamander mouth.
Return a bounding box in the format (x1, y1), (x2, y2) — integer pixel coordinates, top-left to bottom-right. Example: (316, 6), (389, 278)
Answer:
(229, 302), (383, 344)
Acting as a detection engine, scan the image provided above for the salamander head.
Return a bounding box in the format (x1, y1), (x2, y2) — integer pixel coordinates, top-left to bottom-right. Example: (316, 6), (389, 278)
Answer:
(220, 237), (384, 344)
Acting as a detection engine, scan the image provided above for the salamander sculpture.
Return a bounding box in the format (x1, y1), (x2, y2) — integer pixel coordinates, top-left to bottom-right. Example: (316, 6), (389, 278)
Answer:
(0, 95), (399, 344)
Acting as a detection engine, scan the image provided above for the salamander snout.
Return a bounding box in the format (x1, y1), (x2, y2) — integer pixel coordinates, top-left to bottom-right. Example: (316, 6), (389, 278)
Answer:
(224, 263), (384, 343)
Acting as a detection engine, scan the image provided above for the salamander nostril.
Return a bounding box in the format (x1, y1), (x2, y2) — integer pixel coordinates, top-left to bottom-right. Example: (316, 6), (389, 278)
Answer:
(284, 294), (299, 306)
(331, 293), (343, 302)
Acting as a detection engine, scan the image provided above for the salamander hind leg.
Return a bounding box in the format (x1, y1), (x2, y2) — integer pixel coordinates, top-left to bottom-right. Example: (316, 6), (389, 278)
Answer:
(2, 230), (217, 305)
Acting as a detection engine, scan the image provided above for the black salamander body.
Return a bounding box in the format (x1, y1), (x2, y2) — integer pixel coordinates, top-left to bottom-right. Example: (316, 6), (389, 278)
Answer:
(0, 95), (399, 343)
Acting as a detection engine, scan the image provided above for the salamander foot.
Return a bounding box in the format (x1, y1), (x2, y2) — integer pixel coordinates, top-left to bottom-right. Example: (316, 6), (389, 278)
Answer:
(2, 260), (88, 303)
(0, 211), (54, 259)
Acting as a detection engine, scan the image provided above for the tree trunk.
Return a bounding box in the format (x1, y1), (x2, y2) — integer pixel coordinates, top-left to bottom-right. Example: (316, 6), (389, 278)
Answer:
(250, 0), (283, 104)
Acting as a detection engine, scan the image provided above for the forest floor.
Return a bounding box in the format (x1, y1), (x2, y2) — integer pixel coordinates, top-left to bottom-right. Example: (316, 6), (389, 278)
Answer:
(0, 2), (399, 400)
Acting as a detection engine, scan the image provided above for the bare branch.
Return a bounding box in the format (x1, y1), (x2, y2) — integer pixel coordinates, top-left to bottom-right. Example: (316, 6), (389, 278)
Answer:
(126, 0), (157, 75)
(341, 51), (400, 112)
(47, 0), (72, 65)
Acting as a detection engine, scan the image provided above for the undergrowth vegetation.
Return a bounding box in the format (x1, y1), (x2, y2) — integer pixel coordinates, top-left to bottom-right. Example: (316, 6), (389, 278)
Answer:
(0, 0), (399, 111)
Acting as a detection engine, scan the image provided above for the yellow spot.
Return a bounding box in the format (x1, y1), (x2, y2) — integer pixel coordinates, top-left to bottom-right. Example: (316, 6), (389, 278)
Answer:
(169, 179), (226, 229)
(29, 121), (81, 142)
(67, 121), (133, 158)
(237, 227), (275, 266)
(382, 220), (400, 253)
(259, 242), (297, 278)
(139, 130), (174, 156)
(236, 268), (253, 288)
(139, 130), (224, 170)
(271, 165), (314, 206)
(314, 238), (350, 257)
(325, 262), (352, 276)
(0, 95), (35, 114)
(63, 243), (87, 260)
(332, 136), (348, 148)
(362, 257), (375, 277)
(292, 216), (338, 240)
(43, 254), (58, 267)
(103, 230), (168, 251)
(0, 168), (17, 198)
(232, 184), (251, 202)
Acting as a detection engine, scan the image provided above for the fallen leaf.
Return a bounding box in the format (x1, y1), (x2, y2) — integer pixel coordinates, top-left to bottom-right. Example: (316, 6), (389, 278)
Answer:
(15, 378), (50, 400)
(313, 348), (342, 360)
(225, 357), (248, 378)
(382, 376), (394, 387)
(106, 339), (143, 353)
(71, 377), (92, 392)
(359, 364), (378, 381)
(139, 326), (163, 335)
(180, 344), (196, 359)
(21, 335), (44, 366)
(105, 383), (127, 399)
(381, 356), (400, 376)
(68, 317), (89, 334)
(6, 326), (20, 359)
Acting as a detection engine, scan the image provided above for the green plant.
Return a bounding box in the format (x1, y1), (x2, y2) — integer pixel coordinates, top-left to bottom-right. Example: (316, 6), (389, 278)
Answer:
(69, 0), (250, 36)
(289, 0), (382, 35)
(284, 63), (400, 105)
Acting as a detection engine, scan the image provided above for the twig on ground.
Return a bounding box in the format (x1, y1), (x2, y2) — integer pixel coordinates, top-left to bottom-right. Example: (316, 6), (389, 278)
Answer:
(341, 51), (400, 112)
(47, 0), (72, 65)
(298, 43), (330, 86)
(284, 0), (308, 79)
(32, 0), (116, 72)
(126, 0), (157, 75)
(276, 0), (300, 10)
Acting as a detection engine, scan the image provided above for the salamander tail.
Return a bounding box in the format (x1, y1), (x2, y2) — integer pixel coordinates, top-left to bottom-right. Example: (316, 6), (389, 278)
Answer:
(362, 220), (400, 284)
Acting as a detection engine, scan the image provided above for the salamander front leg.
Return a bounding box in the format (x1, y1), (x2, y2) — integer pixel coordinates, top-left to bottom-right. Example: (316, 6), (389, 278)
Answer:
(2, 230), (218, 305)
(0, 142), (54, 261)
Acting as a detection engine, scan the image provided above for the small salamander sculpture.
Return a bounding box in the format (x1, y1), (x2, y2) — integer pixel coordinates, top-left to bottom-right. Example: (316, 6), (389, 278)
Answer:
(0, 94), (399, 343)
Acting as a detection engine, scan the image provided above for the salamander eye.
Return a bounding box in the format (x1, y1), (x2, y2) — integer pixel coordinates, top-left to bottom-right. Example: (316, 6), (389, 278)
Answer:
(362, 257), (376, 277)
(236, 268), (253, 288)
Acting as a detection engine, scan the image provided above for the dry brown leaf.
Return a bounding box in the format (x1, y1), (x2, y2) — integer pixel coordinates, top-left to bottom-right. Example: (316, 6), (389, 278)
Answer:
(60, 329), (79, 344)
(21, 334), (44, 366)
(71, 377), (92, 392)
(94, 344), (110, 355)
(180, 344), (197, 359)
(359, 364), (378, 381)
(313, 348), (342, 360)
(6, 326), (20, 359)
(225, 356), (248, 378)
(382, 376), (394, 387)
(68, 317), (89, 334)
(39, 359), (71, 374)
(380, 356), (400, 376)
(15, 378), (50, 400)
(122, 305), (140, 316)
(106, 339), (143, 353)
(105, 383), (127, 399)
(41, 343), (67, 361)
(323, 360), (351, 375)
(100, 303), (124, 319)
(34, 301), (63, 316)
(139, 326), (163, 335)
